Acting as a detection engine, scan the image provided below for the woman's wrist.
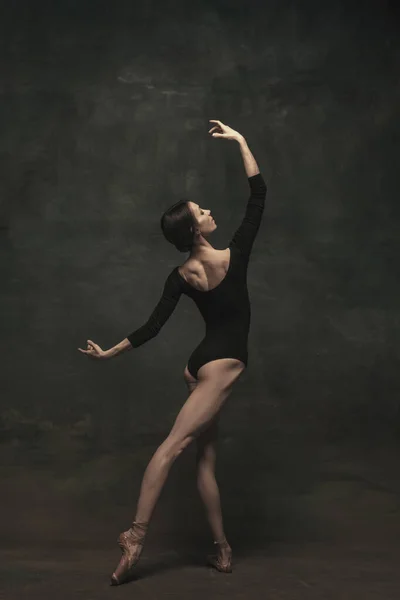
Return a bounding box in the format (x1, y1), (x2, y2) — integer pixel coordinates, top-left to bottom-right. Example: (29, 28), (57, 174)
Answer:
(237, 137), (259, 178)
(105, 338), (133, 358)
(104, 345), (121, 359)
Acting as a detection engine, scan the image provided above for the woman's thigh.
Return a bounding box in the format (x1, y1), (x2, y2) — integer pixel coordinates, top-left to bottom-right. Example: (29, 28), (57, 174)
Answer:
(184, 364), (219, 463)
(196, 413), (219, 466)
(170, 358), (245, 444)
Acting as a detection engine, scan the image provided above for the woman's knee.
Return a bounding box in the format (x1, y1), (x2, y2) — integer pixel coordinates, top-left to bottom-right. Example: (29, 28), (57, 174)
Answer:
(196, 459), (216, 491)
(196, 416), (218, 466)
(196, 441), (216, 468)
(162, 433), (196, 462)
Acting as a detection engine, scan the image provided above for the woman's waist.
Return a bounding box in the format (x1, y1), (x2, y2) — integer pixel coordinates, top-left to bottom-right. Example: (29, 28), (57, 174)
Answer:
(202, 323), (250, 339)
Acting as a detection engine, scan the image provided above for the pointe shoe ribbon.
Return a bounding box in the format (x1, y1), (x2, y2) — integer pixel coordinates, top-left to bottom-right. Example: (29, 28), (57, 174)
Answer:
(206, 538), (232, 573)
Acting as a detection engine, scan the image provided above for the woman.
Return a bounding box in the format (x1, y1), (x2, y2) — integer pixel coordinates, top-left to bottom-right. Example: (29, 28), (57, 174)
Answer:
(78, 120), (267, 584)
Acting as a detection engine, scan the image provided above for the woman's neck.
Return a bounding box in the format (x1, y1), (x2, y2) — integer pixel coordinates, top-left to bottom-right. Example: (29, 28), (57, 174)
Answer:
(189, 236), (215, 259)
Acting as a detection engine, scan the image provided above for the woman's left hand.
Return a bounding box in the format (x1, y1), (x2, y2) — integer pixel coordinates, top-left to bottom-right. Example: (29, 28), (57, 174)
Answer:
(78, 339), (110, 359)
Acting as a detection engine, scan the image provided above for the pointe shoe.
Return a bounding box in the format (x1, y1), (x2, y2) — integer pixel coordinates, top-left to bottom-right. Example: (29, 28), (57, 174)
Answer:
(110, 520), (148, 586)
(206, 537), (232, 573)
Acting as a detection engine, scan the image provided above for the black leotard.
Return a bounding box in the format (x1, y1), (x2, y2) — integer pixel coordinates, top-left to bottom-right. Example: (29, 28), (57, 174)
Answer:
(127, 172), (267, 379)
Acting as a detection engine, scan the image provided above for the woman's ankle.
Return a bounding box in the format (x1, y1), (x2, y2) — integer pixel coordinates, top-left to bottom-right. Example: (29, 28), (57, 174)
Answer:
(129, 520), (149, 541)
(213, 536), (230, 549)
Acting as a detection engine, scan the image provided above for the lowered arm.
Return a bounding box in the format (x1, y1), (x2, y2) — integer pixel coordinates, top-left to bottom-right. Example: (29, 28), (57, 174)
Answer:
(105, 269), (182, 358)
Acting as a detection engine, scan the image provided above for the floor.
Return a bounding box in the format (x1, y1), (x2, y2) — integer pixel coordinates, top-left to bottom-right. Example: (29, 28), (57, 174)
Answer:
(2, 541), (400, 600)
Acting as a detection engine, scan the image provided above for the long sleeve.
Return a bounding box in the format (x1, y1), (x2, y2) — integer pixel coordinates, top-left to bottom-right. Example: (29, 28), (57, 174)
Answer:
(229, 172), (267, 261)
(127, 269), (183, 348)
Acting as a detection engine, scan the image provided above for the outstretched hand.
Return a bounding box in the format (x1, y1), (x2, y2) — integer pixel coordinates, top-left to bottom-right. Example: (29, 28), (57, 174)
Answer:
(78, 339), (109, 360)
(209, 120), (243, 141)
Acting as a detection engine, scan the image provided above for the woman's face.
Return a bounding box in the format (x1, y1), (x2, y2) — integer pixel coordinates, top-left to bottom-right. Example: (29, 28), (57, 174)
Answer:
(188, 201), (217, 237)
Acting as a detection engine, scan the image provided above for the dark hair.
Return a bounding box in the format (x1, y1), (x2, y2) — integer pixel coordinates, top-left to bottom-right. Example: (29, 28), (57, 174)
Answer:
(160, 199), (196, 253)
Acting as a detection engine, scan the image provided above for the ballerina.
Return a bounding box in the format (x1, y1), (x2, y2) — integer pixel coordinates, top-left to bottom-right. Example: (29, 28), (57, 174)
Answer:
(78, 120), (267, 584)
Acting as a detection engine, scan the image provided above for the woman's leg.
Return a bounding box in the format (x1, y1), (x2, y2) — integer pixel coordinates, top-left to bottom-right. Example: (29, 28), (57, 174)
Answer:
(111, 359), (243, 583)
(183, 369), (227, 543)
(186, 368), (232, 567)
(133, 359), (244, 525)
(195, 415), (228, 541)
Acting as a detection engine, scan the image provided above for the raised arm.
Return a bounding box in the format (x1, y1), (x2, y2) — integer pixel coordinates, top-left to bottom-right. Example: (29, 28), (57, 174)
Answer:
(236, 134), (261, 178)
(230, 136), (267, 259)
(209, 121), (267, 261)
(106, 269), (183, 358)
(228, 165), (267, 261)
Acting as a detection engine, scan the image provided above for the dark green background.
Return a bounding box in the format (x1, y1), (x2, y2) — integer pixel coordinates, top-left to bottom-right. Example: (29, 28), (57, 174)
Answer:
(1, 0), (399, 551)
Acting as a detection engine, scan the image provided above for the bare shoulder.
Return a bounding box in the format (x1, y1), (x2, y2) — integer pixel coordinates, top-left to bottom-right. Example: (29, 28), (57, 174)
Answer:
(177, 248), (231, 292)
(178, 257), (200, 283)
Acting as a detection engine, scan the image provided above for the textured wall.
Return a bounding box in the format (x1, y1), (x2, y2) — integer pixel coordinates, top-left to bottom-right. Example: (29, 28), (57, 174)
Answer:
(1, 0), (399, 545)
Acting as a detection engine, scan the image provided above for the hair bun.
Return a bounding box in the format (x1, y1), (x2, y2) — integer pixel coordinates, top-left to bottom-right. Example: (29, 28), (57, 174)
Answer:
(161, 199), (195, 254)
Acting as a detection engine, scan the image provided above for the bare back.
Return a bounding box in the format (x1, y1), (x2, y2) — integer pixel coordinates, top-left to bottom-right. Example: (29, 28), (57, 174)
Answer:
(178, 248), (231, 293)
(126, 172), (267, 381)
